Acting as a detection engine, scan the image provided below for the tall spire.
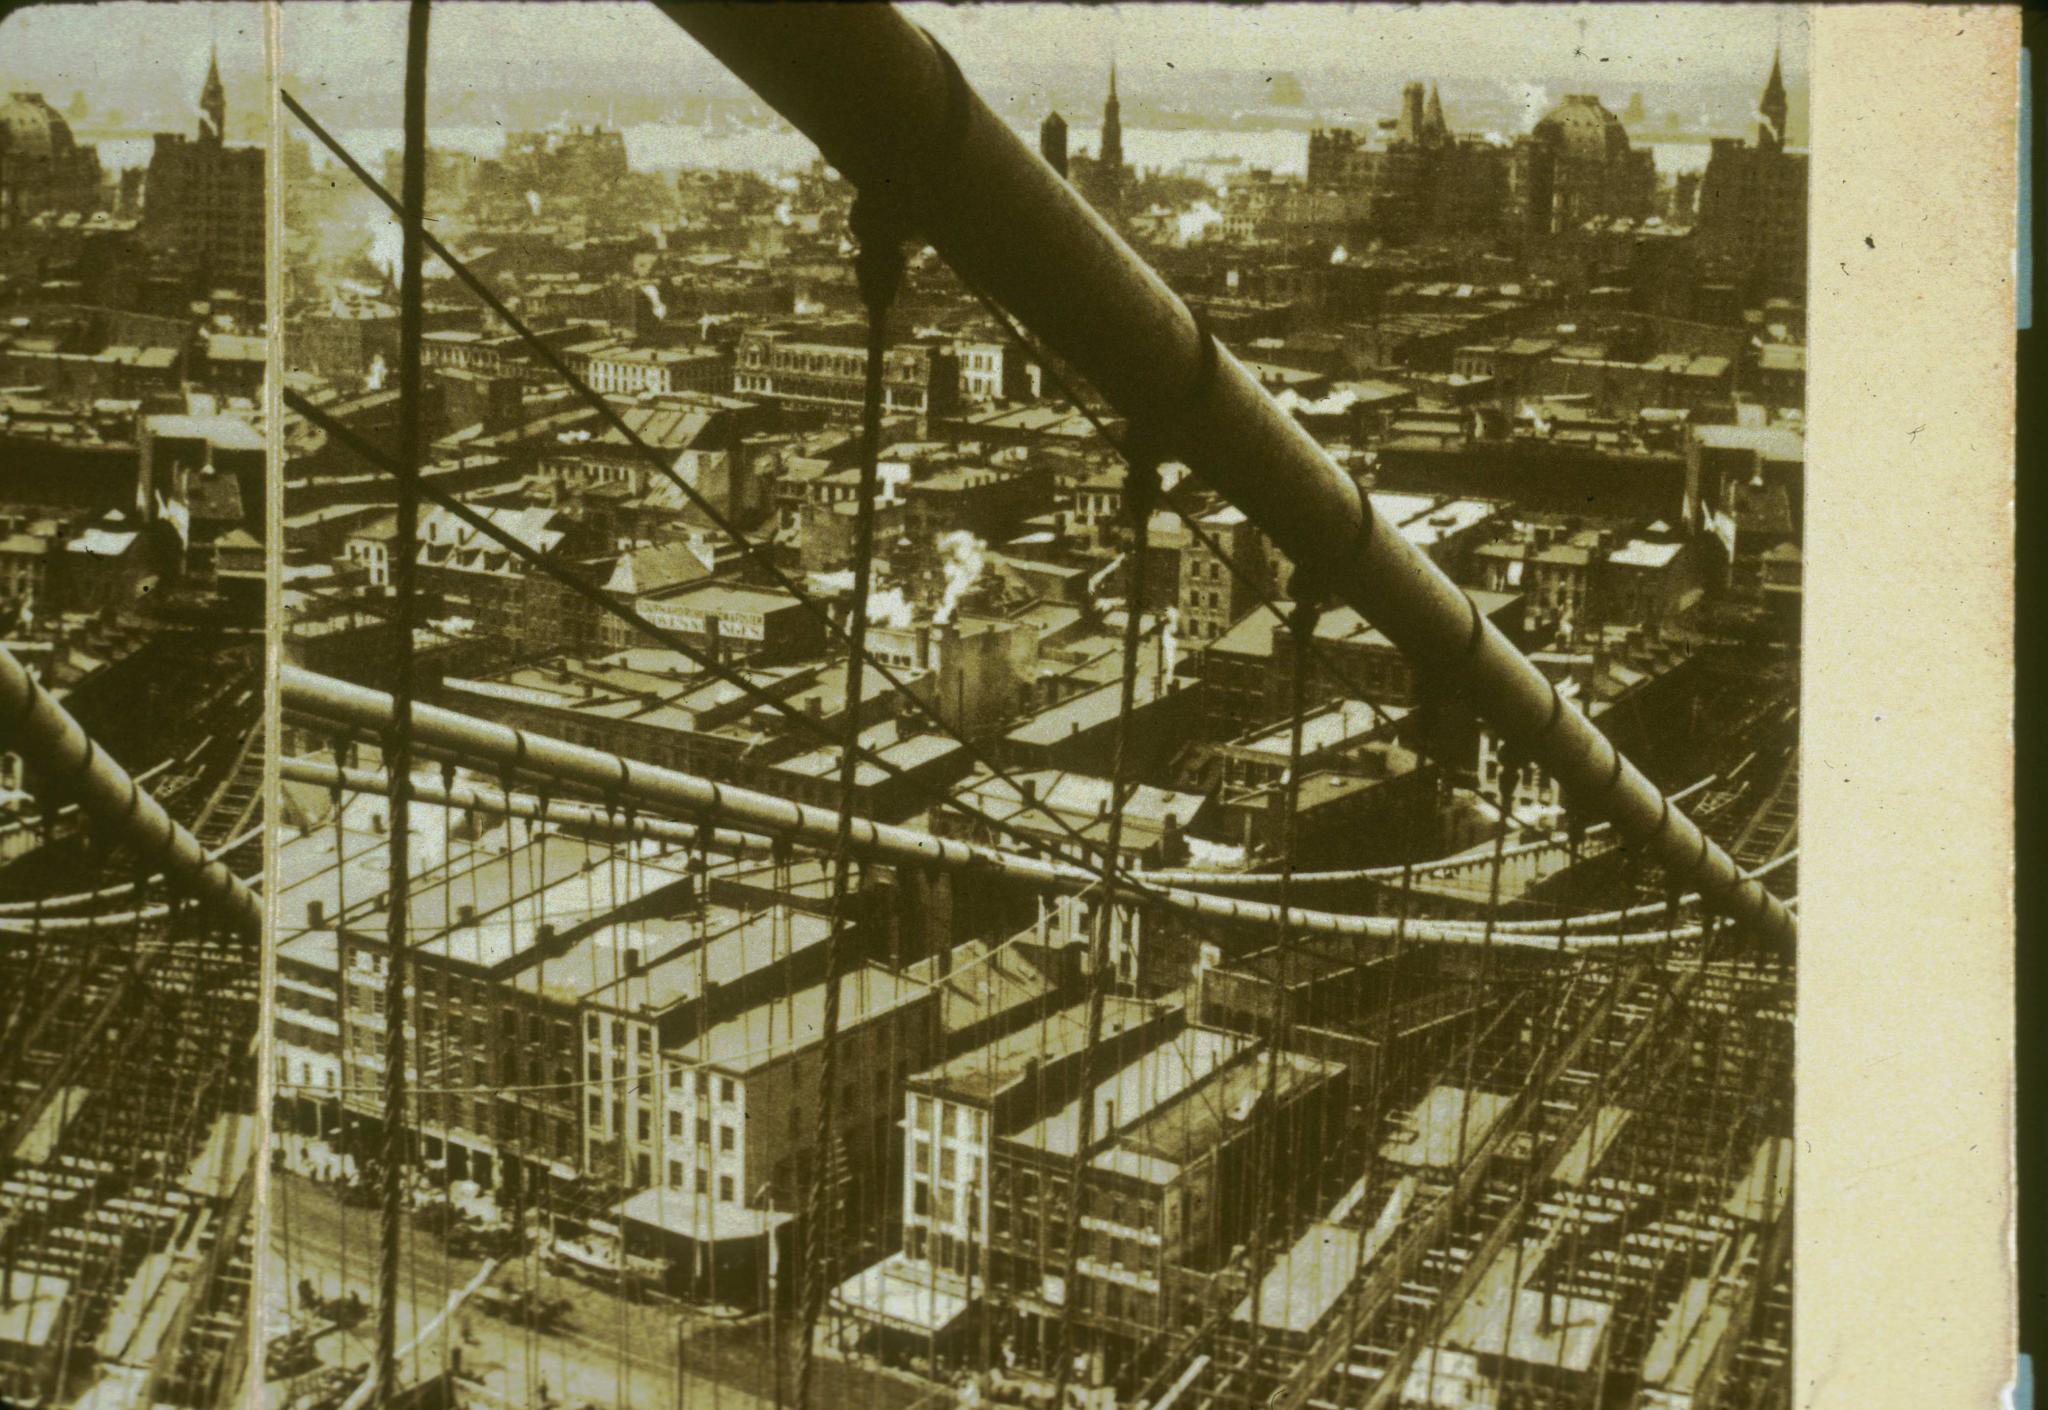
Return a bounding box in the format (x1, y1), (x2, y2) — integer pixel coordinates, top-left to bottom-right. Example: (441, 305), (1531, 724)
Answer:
(200, 43), (227, 145)
(1757, 44), (1787, 152)
(1424, 82), (1448, 144)
(1100, 58), (1124, 176)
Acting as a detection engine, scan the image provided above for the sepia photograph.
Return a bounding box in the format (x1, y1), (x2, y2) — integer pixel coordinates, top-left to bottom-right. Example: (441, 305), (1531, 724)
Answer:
(0, 2), (2020, 1409)
(0, 3), (268, 1406)
(269, 5), (1803, 1410)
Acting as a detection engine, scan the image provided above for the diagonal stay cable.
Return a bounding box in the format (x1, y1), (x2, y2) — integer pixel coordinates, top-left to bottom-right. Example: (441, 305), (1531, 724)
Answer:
(282, 390), (1216, 930)
(280, 89), (1159, 887)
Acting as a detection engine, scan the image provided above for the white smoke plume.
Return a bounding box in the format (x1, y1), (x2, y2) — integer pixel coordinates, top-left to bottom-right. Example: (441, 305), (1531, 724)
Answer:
(1753, 108), (1781, 145)
(648, 221), (668, 250)
(772, 200), (794, 227)
(525, 190), (543, 219)
(865, 585), (916, 631)
(367, 216), (403, 283)
(365, 354), (388, 393)
(1161, 607), (1180, 679)
(876, 461), (911, 506)
(1174, 201), (1224, 245)
(642, 283), (668, 321)
(933, 531), (986, 625)
(1329, 244), (1349, 266)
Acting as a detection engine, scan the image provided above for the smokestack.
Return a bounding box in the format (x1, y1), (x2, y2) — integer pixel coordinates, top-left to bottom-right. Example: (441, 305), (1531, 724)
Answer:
(306, 899), (326, 927)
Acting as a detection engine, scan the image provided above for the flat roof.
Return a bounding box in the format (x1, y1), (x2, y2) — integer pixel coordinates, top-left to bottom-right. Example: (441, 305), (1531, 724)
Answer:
(1378, 1085), (1513, 1170)
(619, 1186), (791, 1243)
(910, 996), (1161, 1106)
(671, 966), (925, 1075)
(1004, 1026), (1248, 1160)
(1095, 1048), (1341, 1184)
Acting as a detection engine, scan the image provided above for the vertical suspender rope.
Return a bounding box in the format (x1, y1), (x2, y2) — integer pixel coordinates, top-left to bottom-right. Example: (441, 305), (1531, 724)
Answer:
(1242, 589), (1321, 1373)
(796, 191), (906, 1410)
(1049, 447), (1159, 1410)
(375, 6), (429, 1408)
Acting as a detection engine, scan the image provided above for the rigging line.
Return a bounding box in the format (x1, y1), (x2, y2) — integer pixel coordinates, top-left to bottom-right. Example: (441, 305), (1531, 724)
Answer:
(1241, 590), (1322, 1375)
(1454, 762), (1518, 1176)
(277, 94), (1139, 888)
(374, 7), (431, 1410)
(798, 195), (905, 1410)
(1050, 446), (1160, 1410)
(279, 392), (1203, 917)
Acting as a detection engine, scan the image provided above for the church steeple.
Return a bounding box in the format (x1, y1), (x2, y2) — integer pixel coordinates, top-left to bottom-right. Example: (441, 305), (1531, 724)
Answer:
(200, 45), (227, 145)
(1757, 45), (1787, 152)
(1423, 82), (1448, 145)
(1100, 60), (1124, 175)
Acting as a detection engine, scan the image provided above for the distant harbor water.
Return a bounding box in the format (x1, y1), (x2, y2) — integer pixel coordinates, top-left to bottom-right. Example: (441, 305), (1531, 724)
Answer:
(316, 120), (1714, 186)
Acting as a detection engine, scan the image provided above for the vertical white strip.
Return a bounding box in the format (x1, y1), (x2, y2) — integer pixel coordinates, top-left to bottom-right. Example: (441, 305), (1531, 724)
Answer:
(1802, 7), (2017, 1409)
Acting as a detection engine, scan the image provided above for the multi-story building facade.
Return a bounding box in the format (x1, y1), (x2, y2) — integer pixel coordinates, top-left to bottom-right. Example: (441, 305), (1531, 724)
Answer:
(1696, 52), (1809, 298)
(571, 342), (733, 397)
(141, 54), (264, 289)
(1176, 506), (1277, 646)
(735, 323), (959, 424)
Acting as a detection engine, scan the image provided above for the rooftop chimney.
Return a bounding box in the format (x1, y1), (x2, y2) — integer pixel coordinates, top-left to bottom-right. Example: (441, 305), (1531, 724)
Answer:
(306, 899), (326, 927)
(625, 947), (643, 976)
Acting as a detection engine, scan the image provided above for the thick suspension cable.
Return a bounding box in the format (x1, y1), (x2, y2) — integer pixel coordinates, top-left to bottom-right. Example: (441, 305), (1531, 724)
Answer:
(280, 665), (1772, 952)
(653, 3), (1791, 951)
(0, 648), (261, 936)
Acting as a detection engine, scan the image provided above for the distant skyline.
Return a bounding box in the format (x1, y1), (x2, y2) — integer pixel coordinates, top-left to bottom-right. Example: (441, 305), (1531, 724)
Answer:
(0, 2), (1807, 138)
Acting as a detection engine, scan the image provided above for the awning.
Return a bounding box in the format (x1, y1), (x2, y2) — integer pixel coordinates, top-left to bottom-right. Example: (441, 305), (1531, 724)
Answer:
(833, 1253), (970, 1335)
(618, 1188), (792, 1246)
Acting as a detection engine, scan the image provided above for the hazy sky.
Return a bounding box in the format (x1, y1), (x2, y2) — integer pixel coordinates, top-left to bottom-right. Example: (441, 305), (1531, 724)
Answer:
(0, 3), (266, 123)
(273, 2), (1806, 110)
(2, 2), (1808, 126)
